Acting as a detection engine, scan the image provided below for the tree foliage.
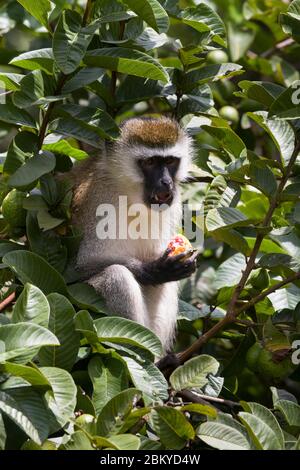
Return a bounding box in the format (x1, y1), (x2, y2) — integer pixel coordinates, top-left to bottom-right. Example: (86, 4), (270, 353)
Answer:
(0, 0), (300, 450)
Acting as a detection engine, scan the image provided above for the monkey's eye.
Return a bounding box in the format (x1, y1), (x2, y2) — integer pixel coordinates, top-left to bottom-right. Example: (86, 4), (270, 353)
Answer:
(165, 156), (178, 166)
(143, 157), (156, 167)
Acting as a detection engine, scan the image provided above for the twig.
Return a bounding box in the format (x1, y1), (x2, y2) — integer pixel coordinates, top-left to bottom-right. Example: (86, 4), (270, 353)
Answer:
(82, 0), (94, 27)
(0, 292), (15, 312)
(177, 390), (218, 410)
(182, 176), (214, 184)
(261, 37), (295, 58)
(178, 390), (241, 409)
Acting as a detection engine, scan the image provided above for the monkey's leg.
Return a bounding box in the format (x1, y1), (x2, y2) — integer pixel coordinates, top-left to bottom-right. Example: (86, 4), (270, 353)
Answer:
(87, 264), (149, 327)
(144, 282), (179, 352)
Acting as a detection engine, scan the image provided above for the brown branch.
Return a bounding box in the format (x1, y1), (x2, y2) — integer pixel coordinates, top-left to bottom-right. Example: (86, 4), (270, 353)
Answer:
(235, 271), (300, 316)
(177, 390), (241, 410)
(171, 140), (300, 366)
(261, 37), (295, 58)
(0, 292), (15, 312)
(82, 0), (94, 27)
(182, 176), (214, 184)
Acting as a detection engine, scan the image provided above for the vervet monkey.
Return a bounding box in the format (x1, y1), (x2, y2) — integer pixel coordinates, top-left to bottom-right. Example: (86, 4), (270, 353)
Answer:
(70, 117), (197, 351)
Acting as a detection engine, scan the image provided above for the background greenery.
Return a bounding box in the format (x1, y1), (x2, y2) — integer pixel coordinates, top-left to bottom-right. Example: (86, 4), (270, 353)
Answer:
(0, 0), (300, 450)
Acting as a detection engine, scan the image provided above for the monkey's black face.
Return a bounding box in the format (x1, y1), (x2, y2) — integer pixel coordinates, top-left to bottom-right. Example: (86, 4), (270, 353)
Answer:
(138, 156), (180, 207)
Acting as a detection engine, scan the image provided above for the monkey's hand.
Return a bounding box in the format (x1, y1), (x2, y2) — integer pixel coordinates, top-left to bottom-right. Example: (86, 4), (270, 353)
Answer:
(138, 249), (198, 285)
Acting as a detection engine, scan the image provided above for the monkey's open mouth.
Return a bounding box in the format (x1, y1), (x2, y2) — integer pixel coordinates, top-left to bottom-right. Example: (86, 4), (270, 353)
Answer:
(150, 192), (173, 206)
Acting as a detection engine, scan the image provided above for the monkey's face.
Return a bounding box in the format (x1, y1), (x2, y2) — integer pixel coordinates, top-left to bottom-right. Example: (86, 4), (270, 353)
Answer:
(138, 156), (180, 207)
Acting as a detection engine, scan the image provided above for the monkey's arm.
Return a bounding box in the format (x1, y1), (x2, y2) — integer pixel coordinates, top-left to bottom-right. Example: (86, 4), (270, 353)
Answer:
(118, 251), (197, 285)
(77, 251), (197, 286)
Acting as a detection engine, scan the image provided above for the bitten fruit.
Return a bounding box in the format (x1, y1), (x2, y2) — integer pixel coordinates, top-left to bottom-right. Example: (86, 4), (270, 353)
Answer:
(167, 234), (193, 257)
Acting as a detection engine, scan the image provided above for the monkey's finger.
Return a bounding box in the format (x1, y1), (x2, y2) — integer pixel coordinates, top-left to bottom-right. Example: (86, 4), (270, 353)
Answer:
(165, 251), (192, 265)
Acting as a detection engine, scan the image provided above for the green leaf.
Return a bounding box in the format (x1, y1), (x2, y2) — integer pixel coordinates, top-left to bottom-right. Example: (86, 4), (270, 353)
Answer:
(39, 367), (77, 428)
(227, 22), (255, 61)
(96, 388), (142, 437)
(8, 151), (56, 189)
(0, 389), (49, 444)
(150, 407), (195, 450)
(17, 0), (51, 29)
(53, 10), (94, 74)
(239, 403), (284, 450)
(237, 80), (284, 107)
(202, 123), (246, 159)
(12, 283), (50, 328)
(63, 430), (94, 450)
(0, 73), (23, 91)
(169, 355), (219, 391)
(0, 322), (59, 363)
(10, 49), (54, 74)
(94, 317), (163, 357)
(0, 413), (6, 450)
(119, 0), (169, 33)
(178, 300), (206, 321)
(180, 4), (225, 45)
(39, 293), (80, 371)
(249, 162), (277, 197)
(274, 399), (300, 427)
(3, 250), (68, 296)
(84, 48), (169, 83)
(248, 111), (295, 164)
(280, 0), (300, 43)
(94, 434), (140, 450)
(180, 403), (217, 418)
(0, 102), (36, 128)
(3, 131), (39, 175)
(13, 70), (55, 109)
(0, 362), (51, 388)
(88, 355), (128, 414)
(49, 117), (104, 148)
(183, 63), (243, 93)
(198, 413), (252, 450)
(62, 67), (105, 94)
(206, 207), (249, 232)
(268, 83), (300, 120)
(120, 355), (169, 401)
(43, 138), (88, 160)
(214, 253), (247, 289)
(68, 283), (107, 313)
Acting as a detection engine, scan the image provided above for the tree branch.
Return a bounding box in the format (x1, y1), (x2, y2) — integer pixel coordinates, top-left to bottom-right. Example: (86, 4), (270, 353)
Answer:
(0, 292), (15, 312)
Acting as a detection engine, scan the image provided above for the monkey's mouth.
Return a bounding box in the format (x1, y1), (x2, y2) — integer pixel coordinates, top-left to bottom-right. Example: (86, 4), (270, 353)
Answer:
(150, 191), (173, 206)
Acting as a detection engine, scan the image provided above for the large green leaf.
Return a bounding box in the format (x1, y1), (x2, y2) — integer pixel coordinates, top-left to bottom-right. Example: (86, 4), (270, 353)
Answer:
(17, 0), (51, 29)
(8, 151), (56, 189)
(237, 80), (284, 107)
(12, 283), (50, 328)
(0, 102), (36, 128)
(42, 138), (88, 160)
(120, 355), (169, 401)
(39, 293), (80, 371)
(53, 10), (94, 74)
(150, 407), (195, 450)
(206, 207), (249, 232)
(84, 48), (168, 82)
(198, 413), (252, 450)
(96, 388), (142, 437)
(214, 253), (247, 289)
(94, 434), (140, 450)
(62, 68), (105, 94)
(0, 389), (49, 444)
(0, 323), (59, 363)
(88, 355), (128, 414)
(180, 3), (225, 45)
(248, 111), (295, 164)
(10, 49), (54, 74)
(3, 250), (68, 296)
(13, 70), (56, 109)
(119, 0), (169, 33)
(239, 403), (284, 450)
(3, 131), (39, 175)
(0, 362), (51, 388)
(169, 355), (219, 391)
(94, 317), (163, 357)
(273, 399), (300, 427)
(39, 367), (77, 428)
